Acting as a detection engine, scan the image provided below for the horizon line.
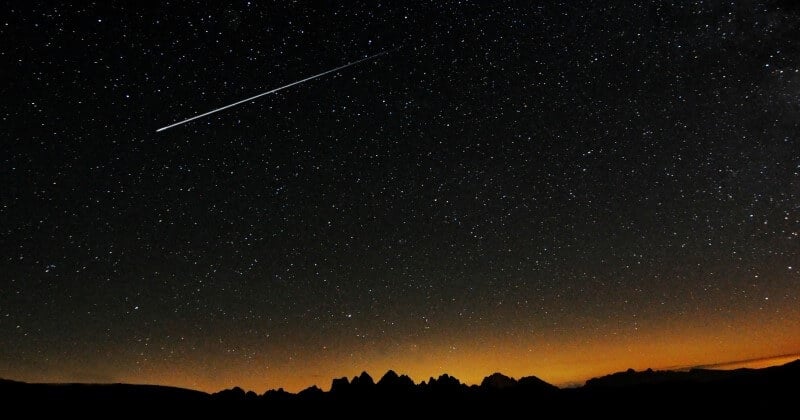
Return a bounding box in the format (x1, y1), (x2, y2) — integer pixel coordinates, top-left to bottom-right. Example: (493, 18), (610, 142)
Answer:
(4, 352), (798, 394)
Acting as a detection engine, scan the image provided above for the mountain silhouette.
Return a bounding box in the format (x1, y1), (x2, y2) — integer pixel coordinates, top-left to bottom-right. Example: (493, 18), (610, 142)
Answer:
(329, 376), (350, 394)
(2, 359), (798, 413)
(517, 374), (558, 392)
(377, 370), (415, 391)
(585, 359), (800, 389)
(424, 373), (463, 391)
(350, 371), (375, 388)
(0, 378), (207, 402)
(297, 385), (324, 400)
(480, 372), (517, 390)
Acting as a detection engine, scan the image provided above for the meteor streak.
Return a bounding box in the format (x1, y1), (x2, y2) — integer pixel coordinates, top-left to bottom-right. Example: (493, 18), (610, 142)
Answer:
(156, 50), (389, 133)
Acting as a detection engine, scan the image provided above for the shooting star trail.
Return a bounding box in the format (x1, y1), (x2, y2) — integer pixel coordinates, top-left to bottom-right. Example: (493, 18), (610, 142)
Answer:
(156, 50), (389, 133)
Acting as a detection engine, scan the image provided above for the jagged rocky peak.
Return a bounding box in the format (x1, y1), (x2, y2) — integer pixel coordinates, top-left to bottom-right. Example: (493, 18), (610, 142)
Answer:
(330, 376), (350, 393)
(481, 372), (517, 389)
(378, 370), (415, 388)
(351, 371), (375, 387)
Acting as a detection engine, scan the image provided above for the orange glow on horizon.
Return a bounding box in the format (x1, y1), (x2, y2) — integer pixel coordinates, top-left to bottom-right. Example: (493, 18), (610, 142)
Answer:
(4, 299), (798, 394)
(83, 316), (800, 392)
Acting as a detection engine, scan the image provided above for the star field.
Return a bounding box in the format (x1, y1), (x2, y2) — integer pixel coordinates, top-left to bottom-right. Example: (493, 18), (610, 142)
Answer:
(1, 1), (799, 392)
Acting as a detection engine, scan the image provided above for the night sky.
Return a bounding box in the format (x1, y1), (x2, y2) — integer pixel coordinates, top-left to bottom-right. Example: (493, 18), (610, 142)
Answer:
(2, 1), (799, 392)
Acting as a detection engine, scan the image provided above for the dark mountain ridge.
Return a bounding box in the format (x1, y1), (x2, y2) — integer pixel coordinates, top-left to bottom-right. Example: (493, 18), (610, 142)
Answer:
(1, 359), (798, 412)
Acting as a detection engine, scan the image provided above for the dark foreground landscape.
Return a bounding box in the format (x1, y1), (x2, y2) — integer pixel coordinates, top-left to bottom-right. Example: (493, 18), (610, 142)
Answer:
(2, 359), (798, 413)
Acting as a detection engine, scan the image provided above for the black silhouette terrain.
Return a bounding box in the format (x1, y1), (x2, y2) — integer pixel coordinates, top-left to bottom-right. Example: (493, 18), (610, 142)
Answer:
(2, 359), (798, 414)
(0, 378), (207, 401)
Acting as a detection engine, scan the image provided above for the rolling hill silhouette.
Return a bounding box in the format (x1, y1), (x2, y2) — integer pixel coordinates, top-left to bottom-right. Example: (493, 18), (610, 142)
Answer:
(2, 359), (798, 412)
(0, 378), (207, 401)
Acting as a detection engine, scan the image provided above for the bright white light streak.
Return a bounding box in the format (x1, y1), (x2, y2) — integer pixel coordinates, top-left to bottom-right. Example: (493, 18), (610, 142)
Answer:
(156, 50), (388, 133)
